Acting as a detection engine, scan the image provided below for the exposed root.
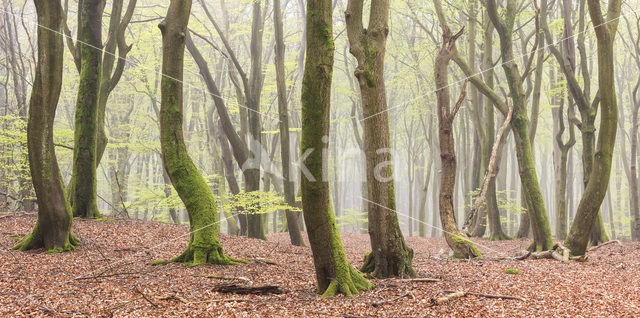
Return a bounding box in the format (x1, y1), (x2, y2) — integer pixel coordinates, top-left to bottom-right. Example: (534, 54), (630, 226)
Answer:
(489, 232), (512, 241)
(155, 243), (246, 266)
(321, 266), (373, 298)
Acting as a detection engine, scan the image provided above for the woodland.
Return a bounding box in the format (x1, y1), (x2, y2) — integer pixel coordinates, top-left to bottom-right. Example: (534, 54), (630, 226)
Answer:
(1, 0), (640, 316)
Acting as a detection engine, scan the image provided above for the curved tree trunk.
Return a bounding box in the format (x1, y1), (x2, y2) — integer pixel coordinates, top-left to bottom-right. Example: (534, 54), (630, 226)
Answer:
(301, 0), (373, 297)
(566, 0), (621, 256)
(434, 25), (481, 259)
(69, 0), (104, 218)
(345, 0), (415, 277)
(14, 0), (79, 252)
(157, 0), (241, 266)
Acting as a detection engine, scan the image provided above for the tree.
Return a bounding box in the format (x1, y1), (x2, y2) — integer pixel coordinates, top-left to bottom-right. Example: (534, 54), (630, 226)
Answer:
(434, 24), (481, 259)
(13, 0), (79, 252)
(434, 0), (553, 251)
(274, 0), (304, 246)
(345, 0), (415, 277)
(69, 0), (105, 218)
(565, 0), (621, 256)
(157, 0), (242, 265)
(64, 0), (136, 217)
(301, 0), (373, 297)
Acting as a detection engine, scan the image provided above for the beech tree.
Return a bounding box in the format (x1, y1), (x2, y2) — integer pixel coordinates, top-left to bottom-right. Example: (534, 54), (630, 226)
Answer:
(434, 24), (481, 259)
(566, 0), (621, 256)
(157, 0), (242, 265)
(68, 0), (104, 218)
(345, 0), (415, 277)
(301, 0), (373, 297)
(13, 0), (79, 252)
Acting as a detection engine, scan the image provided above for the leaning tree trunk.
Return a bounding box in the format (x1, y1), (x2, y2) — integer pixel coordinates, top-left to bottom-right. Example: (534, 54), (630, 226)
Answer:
(434, 25), (481, 259)
(566, 0), (621, 256)
(301, 0), (373, 297)
(345, 0), (415, 277)
(274, 0), (304, 246)
(14, 0), (79, 252)
(485, 0), (553, 251)
(69, 0), (103, 218)
(156, 0), (242, 266)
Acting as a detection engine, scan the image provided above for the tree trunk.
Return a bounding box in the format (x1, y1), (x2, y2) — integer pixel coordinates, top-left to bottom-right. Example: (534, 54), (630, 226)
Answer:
(434, 24), (481, 259)
(301, 0), (373, 297)
(345, 0), (415, 277)
(566, 0), (621, 256)
(69, 0), (104, 218)
(274, 0), (304, 246)
(157, 0), (241, 265)
(14, 0), (79, 252)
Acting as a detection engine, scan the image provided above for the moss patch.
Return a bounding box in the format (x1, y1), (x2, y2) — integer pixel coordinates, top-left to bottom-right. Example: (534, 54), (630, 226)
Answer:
(503, 268), (521, 275)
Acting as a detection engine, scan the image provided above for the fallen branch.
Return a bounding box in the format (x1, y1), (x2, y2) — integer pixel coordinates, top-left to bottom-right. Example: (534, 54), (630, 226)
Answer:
(213, 284), (283, 295)
(200, 274), (252, 284)
(251, 257), (279, 265)
(372, 291), (414, 307)
(588, 240), (622, 252)
(73, 270), (149, 281)
(430, 290), (525, 306)
(430, 291), (466, 306)
(442, 290), (526, 301)
(134, 285), (158, 308)
(396, 278), (440, 283)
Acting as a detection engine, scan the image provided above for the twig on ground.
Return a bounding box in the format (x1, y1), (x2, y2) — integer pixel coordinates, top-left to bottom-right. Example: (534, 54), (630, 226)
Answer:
(134, 285), (158, 307)
(73, 271), (149, 281)
(372, 291), (414, 307)
(442, 290), (526, 301)
(396, 278), (440, 283)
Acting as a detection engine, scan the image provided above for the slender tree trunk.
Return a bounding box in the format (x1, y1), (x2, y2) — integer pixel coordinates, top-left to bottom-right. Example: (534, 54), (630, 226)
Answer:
(566, 0), (621, 256)
(434, 25), (481, 259)
(69, 0), (104, 218)
(14, 0), (79, 252)
(300, 0), (373, 297)
(157, 0), (242, 265)
(345, 0), (415, 277)
(274, 0), (304, 246)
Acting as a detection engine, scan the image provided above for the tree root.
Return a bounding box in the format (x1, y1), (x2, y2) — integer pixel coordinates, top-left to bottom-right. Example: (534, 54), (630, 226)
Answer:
(154, 244), (246, 266)
(12, 229), (79, 252)
(489, 232), (512, 241)
(587, 240), (621, 252)
(321, 266), (374, 298)
(517, 244), (586, 262)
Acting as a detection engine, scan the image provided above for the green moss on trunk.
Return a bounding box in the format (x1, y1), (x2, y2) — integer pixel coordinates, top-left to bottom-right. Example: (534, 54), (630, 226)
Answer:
(156, 0), (241, 266)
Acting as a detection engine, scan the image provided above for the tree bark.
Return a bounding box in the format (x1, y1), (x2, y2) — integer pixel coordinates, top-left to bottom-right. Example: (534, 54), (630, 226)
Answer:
(345, 0), (415, 277)
(434, 24), (481, 259)
(566, 0), (621, 256)
(69, 0), (104, 218)
(157, 0), (241, 265)
(13, 0), (79, 252)
(274, 0), (304, 246)
(301, 0), (373, 297)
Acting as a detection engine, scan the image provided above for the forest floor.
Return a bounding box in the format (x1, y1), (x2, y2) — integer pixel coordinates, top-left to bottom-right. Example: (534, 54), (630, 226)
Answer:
(1, 214), (639, 317)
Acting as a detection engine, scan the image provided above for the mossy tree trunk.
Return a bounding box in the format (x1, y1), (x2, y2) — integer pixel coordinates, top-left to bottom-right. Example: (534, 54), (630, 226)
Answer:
(345, 0), (415, 277)
(157, 0), (241, 266)
(69, 0), (104, 219)
(14, 0), (79, 252)
(481, 18), (509, 241)
(484, 0), (553, 252)
(434, 25), (481, 259)
(274, 0), (304, 246)
(66, 0), (136, 210)
(566, 0), (621, 256)
(301, 0), (373, 297)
